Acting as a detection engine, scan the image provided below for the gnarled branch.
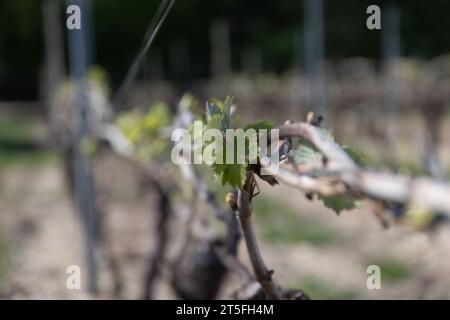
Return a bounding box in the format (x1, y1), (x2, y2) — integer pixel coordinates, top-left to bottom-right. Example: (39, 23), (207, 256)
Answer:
(260, 122), (450, 216)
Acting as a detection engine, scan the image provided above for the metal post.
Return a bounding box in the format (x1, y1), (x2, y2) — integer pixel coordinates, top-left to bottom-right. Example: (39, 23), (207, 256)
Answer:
(382, 1), (401, 106)
(304, 0), (326, 116)
(66, 0), (98, 295)
(381, 2), (401, 142)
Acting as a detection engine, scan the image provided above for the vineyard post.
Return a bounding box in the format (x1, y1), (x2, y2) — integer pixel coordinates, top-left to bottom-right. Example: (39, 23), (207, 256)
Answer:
(66, 0), (98, 295)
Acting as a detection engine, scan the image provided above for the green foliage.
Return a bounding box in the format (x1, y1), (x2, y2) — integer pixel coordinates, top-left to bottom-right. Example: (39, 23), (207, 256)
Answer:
(318, 195), (362, 215)
(201, 96), (366, 195)
(116, 102), (172, 161)
(342, 145), (368, 166)
(202, 96), (274, 188)
(292, 133), (367, 167)
(217, 163), (247, 188)
(291, 145), (321, 165)
(244, 120), (274, 131)
(290, 130), (331, 165)
(319, 143), (366, 214)
(190, 94), (367, 215)
(205, 96), (233, 131)
(290, 136), (366, 214)
(204, 97), (247, 188)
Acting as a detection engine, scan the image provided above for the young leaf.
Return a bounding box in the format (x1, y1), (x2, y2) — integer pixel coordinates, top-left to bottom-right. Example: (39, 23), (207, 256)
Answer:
(115, 102), (171, 161)
(318, 194), (362, 215)
(245, 120), (274, 131)
(223, 164), (247, 188)
(206, 102), (222, 119)
(222, 95), (234, 129)
(207, 95), (234, 130)
(212, 163), (247, 188)
(291, 145), (321, 165)
(342, 145), (367, 166)
(205, 114), (224, 131)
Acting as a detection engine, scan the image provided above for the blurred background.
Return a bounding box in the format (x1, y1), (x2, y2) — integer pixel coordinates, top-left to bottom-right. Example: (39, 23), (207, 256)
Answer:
(1, 0), (450, 299)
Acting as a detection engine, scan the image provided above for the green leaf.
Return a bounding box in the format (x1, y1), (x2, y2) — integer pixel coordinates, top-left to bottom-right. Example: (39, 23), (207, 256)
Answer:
(342, 145), (367, 166)
(115, 102), (172, 161)
(222, 95), (234, 129)
(222, 164), (247, 188)
(206, 102), (221, 119)
(142, 102), (171, 133)
(318, 195), (362, 215)
(205, 114), (224, 131)
(245, 120), (274, 131)
(206, 95), (234, 131)
(291, 145), (321, 165)
(203, 96), (272, 188)
(212, 163), (247, 188)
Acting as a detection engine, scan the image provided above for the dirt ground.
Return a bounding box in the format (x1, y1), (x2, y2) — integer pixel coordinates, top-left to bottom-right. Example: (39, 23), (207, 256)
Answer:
(1, 106), (450, 300)
(2, 158), (450, 299)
